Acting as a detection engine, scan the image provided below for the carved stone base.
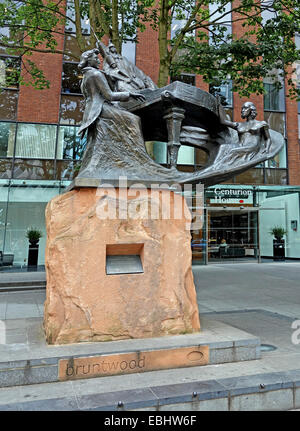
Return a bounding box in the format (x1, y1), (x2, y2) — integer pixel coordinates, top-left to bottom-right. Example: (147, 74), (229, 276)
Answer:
(44, 187), (200, 344)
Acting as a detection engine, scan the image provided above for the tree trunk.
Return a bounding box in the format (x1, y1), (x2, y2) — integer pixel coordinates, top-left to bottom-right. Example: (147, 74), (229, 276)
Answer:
(157, 0), (171, 87)
(74, 0), (87, 53)
(111, 0), (121, 53)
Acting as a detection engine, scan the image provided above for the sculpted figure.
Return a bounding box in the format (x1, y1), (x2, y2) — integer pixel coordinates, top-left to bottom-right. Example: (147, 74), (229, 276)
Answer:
(96, 39), (157, 92)
(218, 101), (271, 161)
(77, 48), (145, 178)
(73, 47), (284, 187)
(76, 48), (179, 183)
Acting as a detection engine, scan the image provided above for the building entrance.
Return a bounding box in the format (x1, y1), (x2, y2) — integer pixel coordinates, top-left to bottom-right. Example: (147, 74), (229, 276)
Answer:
(206, 207), (259, 263)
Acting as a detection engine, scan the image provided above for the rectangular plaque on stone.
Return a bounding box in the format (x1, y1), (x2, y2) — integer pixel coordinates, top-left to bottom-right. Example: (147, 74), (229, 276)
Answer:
(106, 243), (144, 275)
(59, 345), (209, 381)
(106, 254), (144, 275)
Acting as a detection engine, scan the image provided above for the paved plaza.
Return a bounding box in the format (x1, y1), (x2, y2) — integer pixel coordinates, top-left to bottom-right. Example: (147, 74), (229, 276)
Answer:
(0, 261), (299, 410)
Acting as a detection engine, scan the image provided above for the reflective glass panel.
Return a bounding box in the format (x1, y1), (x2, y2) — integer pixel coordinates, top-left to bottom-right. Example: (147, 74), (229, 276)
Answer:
(15, 123), (57, 159)
(4, 180), (60, 267)
(0, 180), (9, 255)
(60, 95), (84, 125)
(264, 112), (286, 168)
(0, 122), (16, 156)
(0, 56), (20, 88)
(153, 141), (167, 164)
(265, 169), (287, 185)
(207, 208), (259, 263)
(57, 126), (86, 160)
(195, 148), (208, 167)
(170, 74), (196, 86)
(56, 160), (81, 181)
(178, 145), (194, 165)
(122, 41), (136, 64)
(264, 111), (285, 136)
(13, 159), (55, 180)
(210, 81), (233, 107)
(64, 34), (93, 62)
(258, 189), (299, 259)
(235, 168), (264, 185)
(0, 89), (18, 120)
(65, 0), (90, 34)
(62, 62), (82, 94)
(0, 159), (12, 179)
(263, 82), (285, 111)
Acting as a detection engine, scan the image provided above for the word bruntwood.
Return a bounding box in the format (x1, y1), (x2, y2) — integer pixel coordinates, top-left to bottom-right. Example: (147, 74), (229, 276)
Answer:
(63, 356), (146, 377)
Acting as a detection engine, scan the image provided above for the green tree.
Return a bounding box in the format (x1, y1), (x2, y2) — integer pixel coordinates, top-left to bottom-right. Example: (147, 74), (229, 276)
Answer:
(0, 0), (299, 98)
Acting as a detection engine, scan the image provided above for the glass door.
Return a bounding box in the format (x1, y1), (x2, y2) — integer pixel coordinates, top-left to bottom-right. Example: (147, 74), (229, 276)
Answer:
(206, 207), (259, 263)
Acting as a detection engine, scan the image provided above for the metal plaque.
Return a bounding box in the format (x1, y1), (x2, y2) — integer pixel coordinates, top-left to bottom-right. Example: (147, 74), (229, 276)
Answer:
(106, 254), (144, 275)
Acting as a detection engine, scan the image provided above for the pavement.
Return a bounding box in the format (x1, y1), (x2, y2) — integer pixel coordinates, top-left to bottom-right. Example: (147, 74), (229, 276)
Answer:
(0, 261), (299, 411)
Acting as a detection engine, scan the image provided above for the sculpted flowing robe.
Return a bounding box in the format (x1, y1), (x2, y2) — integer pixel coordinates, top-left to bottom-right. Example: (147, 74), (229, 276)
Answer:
(78, 66), (130, 139)
(76, 65), (178, 183)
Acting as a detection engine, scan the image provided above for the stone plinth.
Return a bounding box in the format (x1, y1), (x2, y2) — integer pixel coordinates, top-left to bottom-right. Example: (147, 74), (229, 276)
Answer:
(44, 187), (200, 344)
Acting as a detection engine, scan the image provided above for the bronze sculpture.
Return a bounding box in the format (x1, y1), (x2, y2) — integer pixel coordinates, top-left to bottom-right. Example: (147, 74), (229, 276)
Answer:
(218, 101), (271, 162)
(97, 39), (157, 93)
(72, 43), (284, 189)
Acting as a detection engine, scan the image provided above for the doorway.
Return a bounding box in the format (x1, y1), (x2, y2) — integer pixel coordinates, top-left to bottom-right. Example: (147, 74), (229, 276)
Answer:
(206, 207), (259, 263)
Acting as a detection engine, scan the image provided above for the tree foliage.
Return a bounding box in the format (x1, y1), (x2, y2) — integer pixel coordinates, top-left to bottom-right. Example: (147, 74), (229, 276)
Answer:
(0, 0), (299, 98)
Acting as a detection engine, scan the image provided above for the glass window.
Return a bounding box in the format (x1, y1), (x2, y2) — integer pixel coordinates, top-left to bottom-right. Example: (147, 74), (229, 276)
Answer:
(56, 160), (81, 180)
(263, 82), (285, 111)
(195, 148), (208, 167)
(57, 126), (86, 160)
(0, 159), (12, 179)
(60, 94), (84, 125)
(264, 111), (285, 136)
(122, 41), (136, 64)
(62, 62), (82, 94)
(209, 2), (232, 44)
(0, 56), (20, 88)
(210, 80), (233, 107)
(170, 73), (196, 86)
(296, 33), (300, 50)
(152, 141), (167, 164)
(0, 180), (9, 253)
(178, 145), (194, 165)
(65, 0), (90, 34)
(261, 0), (277, 24)
(264, 112), (286, 168)
(0, 89), (18, 120)
(0, 27), (14, 54)
(266, 143), (287, 169)
(235, 168), (264, 184)
(4, 180), (60, 265)
(13, 159), (55, 180)
(0, 122), (15, 157)
(64, 34), (92, 62)
(171, 7), (195, 40)
(15, 123), (57, 159)
(265, 169), (287, 185)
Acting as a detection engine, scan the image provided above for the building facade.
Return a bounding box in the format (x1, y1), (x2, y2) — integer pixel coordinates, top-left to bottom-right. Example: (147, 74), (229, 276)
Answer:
(0, 3), (299, 270)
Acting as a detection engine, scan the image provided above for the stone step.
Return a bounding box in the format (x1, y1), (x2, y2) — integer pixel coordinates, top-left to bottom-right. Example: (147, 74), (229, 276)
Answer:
(0, 317), (260, 389)
(0, 282), (46, 293)
(0, 368), (299, 411)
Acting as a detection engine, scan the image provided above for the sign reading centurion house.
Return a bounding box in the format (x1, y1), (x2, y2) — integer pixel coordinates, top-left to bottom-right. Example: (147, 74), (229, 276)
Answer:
(58, 346), (209, 380)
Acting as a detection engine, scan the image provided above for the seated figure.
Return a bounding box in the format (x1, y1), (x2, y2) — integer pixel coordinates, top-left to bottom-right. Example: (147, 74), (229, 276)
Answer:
(218, 101), (271, 162)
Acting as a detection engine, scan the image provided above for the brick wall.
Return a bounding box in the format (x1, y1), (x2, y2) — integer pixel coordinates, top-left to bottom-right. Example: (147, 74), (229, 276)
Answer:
(136, 23), (160, 85)
(17, 50), (64, 124)
(285, 70), (300, 185)
(17, 1), (65, 124)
